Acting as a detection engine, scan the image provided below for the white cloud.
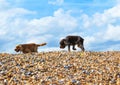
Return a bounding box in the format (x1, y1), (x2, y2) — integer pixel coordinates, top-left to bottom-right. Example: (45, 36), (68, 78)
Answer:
(0, 7), (79, 53)
(104, 25), (120, 41)
(48, 0), (64, 5)
(116, 0), (120, 4)
(26, 34), (53, 44)
(53, 9), (78, 31)
(7, 8), (36, 16)
(0, 8), (36, 40)
(80, 2), (120, 51)
(0, 29), (7, 36)
(81, 14), (91, 28)
(0, 0), (10, 10)
(83, 23), (120, 50)
(38, 47), (60, 52)
(105, 44), (120, 51)
(1, 0), (120, 53)
(81, 4), (120, 28)
(23, 8), (78, 36)
(84, 36), (96, 50)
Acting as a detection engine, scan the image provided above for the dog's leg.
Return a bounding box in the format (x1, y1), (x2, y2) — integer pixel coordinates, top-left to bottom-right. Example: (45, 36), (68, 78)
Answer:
(72, 45), (76, 50)
(78, 45), (85, 51)
(68, 45), (70, 52)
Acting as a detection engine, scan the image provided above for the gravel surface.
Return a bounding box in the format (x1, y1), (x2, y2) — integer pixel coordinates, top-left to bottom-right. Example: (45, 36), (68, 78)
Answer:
(0, 51), (120, 85)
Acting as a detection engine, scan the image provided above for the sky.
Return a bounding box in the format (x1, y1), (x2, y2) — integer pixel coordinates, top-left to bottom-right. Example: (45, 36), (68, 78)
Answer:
(0, 0), (120, 53)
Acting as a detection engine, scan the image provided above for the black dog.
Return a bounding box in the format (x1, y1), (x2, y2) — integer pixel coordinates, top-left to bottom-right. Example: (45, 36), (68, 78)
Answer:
(60, 35), (85, 52)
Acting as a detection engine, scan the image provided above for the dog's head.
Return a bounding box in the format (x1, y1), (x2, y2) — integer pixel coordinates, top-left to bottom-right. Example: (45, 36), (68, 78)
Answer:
(77, 39), (85, 51)
(14, 45), (22, 52)
(60, 39), (66, 49)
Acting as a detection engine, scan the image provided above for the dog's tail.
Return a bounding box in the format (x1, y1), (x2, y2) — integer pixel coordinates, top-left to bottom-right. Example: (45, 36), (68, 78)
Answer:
(37, 43), (47, 47)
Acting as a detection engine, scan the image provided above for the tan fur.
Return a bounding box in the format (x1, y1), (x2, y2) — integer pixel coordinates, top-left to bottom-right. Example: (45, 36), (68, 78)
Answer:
(15, 43), (47, 53)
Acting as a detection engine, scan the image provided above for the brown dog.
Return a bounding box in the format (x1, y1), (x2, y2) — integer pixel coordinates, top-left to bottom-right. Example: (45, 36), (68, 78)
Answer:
(15, 43), (47, 53)
(60, 35), (85, 52)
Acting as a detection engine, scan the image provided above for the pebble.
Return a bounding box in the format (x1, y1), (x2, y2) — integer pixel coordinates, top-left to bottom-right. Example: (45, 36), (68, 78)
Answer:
(0, 51), (119, 84)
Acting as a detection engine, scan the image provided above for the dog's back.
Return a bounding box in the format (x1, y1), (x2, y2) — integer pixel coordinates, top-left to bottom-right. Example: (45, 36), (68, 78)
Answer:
(66, 36), (82, 44)
(21, 43), (37, 53)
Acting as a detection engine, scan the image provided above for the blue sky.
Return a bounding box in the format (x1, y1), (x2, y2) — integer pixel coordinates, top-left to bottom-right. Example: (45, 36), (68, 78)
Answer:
(0, 0), (120, 53)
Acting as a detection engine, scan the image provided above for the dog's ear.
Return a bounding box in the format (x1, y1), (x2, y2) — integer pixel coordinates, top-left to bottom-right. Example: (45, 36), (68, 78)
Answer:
(60, 39), (65, 45)
(16, 45), (23, 50)
(63, 39), (67, 44)
(63, 39), (70, 45)
(18, 45), (23, 50)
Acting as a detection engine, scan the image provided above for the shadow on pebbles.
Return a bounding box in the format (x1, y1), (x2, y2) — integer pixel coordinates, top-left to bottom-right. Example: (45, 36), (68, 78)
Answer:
(0, 51), (120, 85)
